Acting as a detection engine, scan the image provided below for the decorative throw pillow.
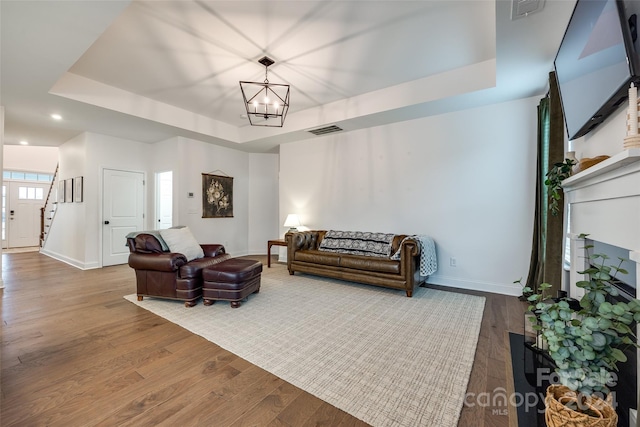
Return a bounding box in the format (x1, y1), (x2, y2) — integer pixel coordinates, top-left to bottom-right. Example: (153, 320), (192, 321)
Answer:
(318, 230), (395, 257)
(159, 226), (204, 261)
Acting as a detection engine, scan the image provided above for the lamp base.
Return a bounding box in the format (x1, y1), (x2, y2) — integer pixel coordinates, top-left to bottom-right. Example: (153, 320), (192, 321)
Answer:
(287, 227), (298, 232)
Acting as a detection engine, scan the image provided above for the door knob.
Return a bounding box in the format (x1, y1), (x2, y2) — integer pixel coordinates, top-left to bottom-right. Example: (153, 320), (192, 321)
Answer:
(104, 220), (110, 225)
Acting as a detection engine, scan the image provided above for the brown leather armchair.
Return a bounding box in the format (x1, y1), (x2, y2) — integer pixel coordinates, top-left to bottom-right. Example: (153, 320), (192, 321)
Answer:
(127, 233), (231, 307)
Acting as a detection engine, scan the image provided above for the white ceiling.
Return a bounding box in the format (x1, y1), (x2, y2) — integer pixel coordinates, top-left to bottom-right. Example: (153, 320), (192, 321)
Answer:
(1, 0), (576, 153)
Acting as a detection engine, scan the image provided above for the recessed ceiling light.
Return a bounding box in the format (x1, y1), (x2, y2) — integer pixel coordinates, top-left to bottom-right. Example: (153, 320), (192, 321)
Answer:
(50, 113), (62, 120)
(19, 140), (29, 145)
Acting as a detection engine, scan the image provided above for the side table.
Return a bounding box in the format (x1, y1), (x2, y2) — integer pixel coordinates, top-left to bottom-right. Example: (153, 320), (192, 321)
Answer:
(267, 239), (286, 268)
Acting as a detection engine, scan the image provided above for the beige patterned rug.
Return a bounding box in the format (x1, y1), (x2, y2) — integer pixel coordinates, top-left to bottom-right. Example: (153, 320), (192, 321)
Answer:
(124, 265), (485, 427)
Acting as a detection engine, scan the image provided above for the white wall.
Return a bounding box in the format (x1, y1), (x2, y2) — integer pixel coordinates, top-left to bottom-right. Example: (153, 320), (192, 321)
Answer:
(43, 132), (152, 268)
(86, 133), (153, 266)
(279, 96), (540, 296)
(172, 137), (250, 255)
(571, 106), (626, 159)
(4, 145), (58, 173)
(248, 153), (280, 254)
(42, 133), (88, 268)
(40, 132), (278, 267)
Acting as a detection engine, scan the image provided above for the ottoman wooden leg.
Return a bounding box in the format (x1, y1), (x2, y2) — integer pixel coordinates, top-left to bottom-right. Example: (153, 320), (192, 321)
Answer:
(137, 295), (144, 301)
(203, 299), (215, 306)
(184, 300), (197, 308)
(230, 300), (241, 308)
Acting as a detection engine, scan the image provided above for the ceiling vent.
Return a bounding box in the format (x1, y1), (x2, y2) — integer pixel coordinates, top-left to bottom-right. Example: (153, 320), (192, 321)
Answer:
(308, 125), (343, 136)
(511, 0), (545, 20)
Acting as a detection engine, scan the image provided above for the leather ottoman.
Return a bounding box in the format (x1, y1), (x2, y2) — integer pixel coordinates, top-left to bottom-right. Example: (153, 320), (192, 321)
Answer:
(202, 258), (263, 308)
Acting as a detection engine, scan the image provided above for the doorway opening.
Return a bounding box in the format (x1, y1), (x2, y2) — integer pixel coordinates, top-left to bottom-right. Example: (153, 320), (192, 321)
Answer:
(155, 171), (173, 229)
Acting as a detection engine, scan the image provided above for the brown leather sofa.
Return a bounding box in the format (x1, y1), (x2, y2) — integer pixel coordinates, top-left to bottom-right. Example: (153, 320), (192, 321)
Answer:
(127, 233), (230, 307)
(286, 230), (424, 297)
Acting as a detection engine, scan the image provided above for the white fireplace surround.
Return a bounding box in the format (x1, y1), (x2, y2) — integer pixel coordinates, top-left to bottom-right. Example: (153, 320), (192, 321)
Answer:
(562, 148), (640, 299)
(562, 148), (640, 425)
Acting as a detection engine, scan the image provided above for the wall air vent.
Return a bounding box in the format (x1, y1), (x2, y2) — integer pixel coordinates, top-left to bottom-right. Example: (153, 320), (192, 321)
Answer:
(511, 0), (545, 20)
(308, 125), (343, 136)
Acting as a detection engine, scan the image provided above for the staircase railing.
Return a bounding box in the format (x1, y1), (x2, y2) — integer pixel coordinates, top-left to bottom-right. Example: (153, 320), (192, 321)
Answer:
(40, 164), (59, 247)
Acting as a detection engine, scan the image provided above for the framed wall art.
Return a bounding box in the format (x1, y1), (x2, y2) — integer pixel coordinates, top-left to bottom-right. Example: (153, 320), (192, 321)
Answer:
(74, 176), (83, 203)
(65, 178), (73, 203)
(58, 179), (65, 203)
(202, 173), (233, 218)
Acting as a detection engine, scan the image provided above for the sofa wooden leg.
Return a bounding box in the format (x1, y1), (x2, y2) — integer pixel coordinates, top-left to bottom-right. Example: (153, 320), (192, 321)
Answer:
(288, 270), (294, 275)
(184, 300), (197, 308)
(230, 301), (241, 308)
(406, 290), (413, 297)
(203, 299), (214, 306)
(137, 295), (143, 301)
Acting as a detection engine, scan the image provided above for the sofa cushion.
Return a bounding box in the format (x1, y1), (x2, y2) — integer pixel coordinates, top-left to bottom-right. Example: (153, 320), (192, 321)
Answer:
(179, 253), (231, 279)
(318, 230), (395, 257)
(160, 226), (204, 261)
(339, 255), (400, 274)
(294, 249), (341, 266)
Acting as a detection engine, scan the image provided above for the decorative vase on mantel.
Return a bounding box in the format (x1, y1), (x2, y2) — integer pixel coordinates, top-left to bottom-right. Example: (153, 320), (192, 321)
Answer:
(624, 82), (640, 149)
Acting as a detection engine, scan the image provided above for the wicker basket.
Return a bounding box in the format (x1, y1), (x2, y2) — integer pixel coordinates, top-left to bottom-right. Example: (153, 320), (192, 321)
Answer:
(545, 385), (618, 427)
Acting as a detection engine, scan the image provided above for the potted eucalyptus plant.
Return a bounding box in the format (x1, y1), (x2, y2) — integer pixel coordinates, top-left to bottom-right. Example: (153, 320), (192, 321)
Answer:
(521, 236), (640, 427)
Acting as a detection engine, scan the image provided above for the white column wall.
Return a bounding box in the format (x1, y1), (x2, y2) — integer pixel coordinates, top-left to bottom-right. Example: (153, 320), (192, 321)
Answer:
(248, 153), (279, 254)
(42, 133), (88, 268)
(280, 96), (540, 296)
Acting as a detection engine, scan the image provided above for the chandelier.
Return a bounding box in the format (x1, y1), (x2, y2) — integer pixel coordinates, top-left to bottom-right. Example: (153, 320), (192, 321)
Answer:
(239, 56), (290, 127)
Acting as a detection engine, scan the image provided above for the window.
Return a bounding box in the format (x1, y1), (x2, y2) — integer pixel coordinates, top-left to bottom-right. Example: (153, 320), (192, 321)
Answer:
(18, 186), (44, 200)
(2, 170), (53, 182)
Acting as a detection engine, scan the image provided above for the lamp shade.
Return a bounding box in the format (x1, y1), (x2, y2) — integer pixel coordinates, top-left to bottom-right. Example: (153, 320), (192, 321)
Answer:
(283, 214), (301, 230)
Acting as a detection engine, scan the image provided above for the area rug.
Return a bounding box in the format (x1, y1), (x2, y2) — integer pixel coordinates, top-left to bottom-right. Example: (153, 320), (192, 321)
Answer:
(124, 266), (485, 427)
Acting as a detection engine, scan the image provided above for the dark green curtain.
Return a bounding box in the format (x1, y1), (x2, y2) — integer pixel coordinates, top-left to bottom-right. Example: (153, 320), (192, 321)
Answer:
(526, 71), (565, 295)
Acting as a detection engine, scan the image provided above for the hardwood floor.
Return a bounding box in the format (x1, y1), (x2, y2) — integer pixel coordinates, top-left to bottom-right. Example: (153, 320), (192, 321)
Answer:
(1, 252), (527, 426)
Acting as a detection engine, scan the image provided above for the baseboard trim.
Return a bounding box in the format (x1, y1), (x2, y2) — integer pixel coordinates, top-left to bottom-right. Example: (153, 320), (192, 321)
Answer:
(427, 274), (522, 296)
(39, 249), (99, 270)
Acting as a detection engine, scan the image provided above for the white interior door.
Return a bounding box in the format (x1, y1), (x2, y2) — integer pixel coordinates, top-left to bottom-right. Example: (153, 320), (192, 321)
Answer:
(102, 169), (144, 266)
(155, 171), (173, 229)
(2, 185), (7, 249)
(8, 182), (48, 248)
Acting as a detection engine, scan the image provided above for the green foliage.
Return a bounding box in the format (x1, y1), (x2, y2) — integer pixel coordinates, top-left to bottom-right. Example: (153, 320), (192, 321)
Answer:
(545, 158), (576, 216)
(521, 245), (640, 398)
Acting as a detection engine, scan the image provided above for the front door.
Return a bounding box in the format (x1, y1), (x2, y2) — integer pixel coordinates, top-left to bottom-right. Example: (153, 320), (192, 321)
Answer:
(102, 169), (144, 266)
(8, 182), (48, 248)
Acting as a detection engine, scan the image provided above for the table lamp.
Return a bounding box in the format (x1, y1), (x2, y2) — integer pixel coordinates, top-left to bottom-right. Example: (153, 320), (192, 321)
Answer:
(284, 214), (301, 232)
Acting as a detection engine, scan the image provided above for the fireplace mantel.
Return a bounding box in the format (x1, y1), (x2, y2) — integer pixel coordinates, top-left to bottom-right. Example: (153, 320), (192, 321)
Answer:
(562, 148), (640, 191)
(562, 148), (640, 259)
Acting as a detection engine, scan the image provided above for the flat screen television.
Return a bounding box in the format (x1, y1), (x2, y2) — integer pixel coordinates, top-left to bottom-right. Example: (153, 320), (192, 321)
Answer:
(554, 0), (640, 140)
